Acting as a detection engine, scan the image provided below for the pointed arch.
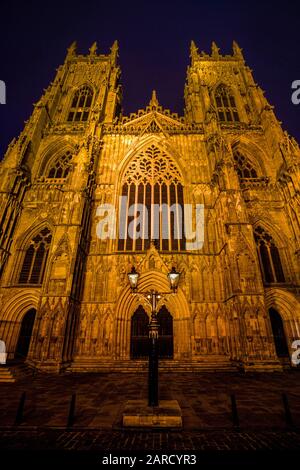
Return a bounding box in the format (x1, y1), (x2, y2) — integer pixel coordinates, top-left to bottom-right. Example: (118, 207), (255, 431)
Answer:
(253, 225), (285, 284)
(46, 150), (73, 179)
(231, 138), (267, 176)
(15, 220), (54, 249)
(37, 138), (76, 178)
(0, 290), (40, 359)
(117, 142), (185, 252)
(1, 290), (40, 323)
(121, 143), (182, 185)
(118, 136), (186, 182)
(114, 269), (191, 360)
(67, 84), (94, 122)
(265, 289), (300, 359)
(252, 218), (289, 248)
(251, 216), (292, 282)
(15, 224), (53, 286)
(265, 288), (300, 321)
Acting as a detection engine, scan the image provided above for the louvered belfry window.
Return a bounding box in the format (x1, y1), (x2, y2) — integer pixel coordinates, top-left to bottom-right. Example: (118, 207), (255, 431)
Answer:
(215, 84), (239, 122)
(67, 85), (93, 122)
(254, 226), (285, 284)
(118, 145), (185, 251)
(18, 228), (52, 284)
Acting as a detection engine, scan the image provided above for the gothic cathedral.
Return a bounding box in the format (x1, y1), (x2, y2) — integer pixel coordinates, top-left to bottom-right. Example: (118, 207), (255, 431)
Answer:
(0, 40), (299, 373)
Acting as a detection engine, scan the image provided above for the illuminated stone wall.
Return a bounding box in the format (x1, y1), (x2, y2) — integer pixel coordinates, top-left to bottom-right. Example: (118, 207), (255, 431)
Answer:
(0, 41), (299, 372)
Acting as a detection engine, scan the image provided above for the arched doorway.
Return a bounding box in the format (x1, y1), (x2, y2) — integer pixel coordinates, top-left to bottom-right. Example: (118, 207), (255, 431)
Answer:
(130, 305), (174, 359)
(130, 306), (149, 359)
(16, 308), (36, 359)
(157, 306), (173, 358)
(269, 308), (289, 358)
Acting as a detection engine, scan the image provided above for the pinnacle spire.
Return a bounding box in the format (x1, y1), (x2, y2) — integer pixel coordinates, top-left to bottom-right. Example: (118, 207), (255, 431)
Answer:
(232, 40), (244, 60)
(190, 40), (199, 64)
(111, 40), (118, 54)
(66, 41), (77, 59)
(89, 42), (97, 55)
(149, 90), (159, 108)
(211, 41), (220, 58)
(110, 40), (119, 64)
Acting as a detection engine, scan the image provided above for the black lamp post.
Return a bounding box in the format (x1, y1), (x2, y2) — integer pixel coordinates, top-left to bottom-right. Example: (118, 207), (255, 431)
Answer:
(127, 266), (180, 407)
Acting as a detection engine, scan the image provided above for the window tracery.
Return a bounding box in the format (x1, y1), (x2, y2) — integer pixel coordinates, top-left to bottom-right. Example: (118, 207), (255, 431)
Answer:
(18, 227), (52, 285)
(233, 151), (258, 180)
(254, 226), (285, 284)
(118, 145), (185, 252)
(215, 84), (239, 122)
(67, 85), (93, 122)
(47, 150), (72, 179)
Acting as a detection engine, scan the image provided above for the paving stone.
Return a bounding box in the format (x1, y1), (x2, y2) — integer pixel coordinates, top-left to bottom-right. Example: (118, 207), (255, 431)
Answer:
(0, 370), (300, 450)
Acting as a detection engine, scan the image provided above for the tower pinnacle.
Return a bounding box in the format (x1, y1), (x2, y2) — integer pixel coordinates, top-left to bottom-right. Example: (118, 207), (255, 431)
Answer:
(110, 40), (119, 64)
(66, 41), (77, 60)
(190, 40), (199, 64)
(89, 42), (97, 55)
(232, 40), (244, 61)
(149, 90), (159, 108)
(211, 41), (220, 58)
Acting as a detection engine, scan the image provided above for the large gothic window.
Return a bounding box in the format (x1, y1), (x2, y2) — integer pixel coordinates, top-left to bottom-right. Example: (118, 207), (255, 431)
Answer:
(47, 151), (72, 179)
(233, 151), (258, 180)
(67, 85), (93, 122)
(18, 228), (52, 285)
(254, 226), (285, 284)
(215, 84), (239, 122)
(118, 145), (185, 252)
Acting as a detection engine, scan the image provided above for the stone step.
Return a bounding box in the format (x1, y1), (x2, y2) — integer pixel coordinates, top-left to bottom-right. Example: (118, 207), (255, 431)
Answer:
(0, 366), (16, 383)
(9, 362), (36, 380)
(68, 359), (237, 374)
(0, 370), (14, 376)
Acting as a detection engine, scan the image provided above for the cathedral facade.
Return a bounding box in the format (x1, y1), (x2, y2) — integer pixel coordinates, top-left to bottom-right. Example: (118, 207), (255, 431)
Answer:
(0, 40), (300, 373)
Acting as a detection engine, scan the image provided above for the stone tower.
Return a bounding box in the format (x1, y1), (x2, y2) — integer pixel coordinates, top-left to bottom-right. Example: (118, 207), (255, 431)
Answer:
(0, 40), (299, 373)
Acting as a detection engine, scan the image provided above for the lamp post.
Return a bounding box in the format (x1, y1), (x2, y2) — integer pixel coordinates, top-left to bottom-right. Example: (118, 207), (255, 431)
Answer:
(127, 266), (180, 407)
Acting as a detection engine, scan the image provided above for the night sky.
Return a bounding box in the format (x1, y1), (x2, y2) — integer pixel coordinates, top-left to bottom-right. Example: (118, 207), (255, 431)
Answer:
(0, 0), (300, 157)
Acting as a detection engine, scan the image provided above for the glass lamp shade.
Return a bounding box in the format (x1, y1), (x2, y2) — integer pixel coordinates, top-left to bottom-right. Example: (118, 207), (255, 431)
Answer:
(128, 266), (139, 290)
(168, 266), (180, 291)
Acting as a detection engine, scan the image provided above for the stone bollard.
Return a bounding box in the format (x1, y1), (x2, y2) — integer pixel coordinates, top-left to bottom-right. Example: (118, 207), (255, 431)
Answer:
(230, 393), (240, 428)
(15, 392), (26, 426)
(282, 393), (294, 428)
(67, 393), (76, 428)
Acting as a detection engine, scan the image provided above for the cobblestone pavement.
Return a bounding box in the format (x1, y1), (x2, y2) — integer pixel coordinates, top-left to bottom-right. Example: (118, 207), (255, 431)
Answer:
(0, 370), (300, 454)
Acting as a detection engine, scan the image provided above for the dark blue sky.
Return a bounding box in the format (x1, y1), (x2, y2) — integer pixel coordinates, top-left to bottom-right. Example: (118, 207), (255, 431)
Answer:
(0, 0), (300, 157)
